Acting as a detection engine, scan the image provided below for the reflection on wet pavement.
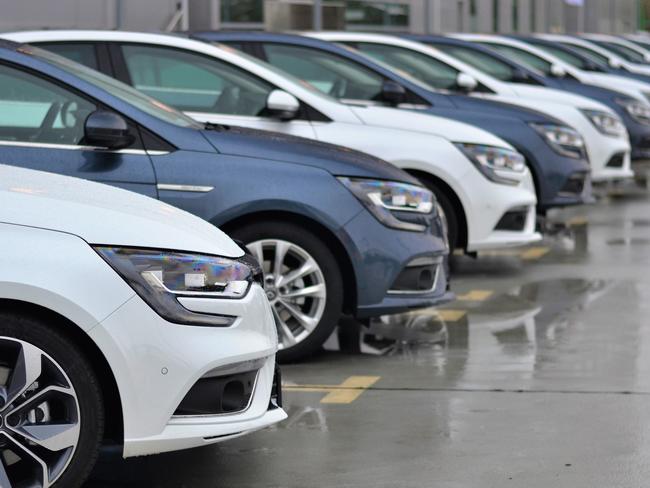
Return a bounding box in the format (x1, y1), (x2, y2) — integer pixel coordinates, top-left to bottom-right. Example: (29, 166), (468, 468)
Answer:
(84, 191), (650, 488)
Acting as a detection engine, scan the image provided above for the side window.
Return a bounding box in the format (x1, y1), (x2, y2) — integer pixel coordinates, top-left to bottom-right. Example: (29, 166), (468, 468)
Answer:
(121, 44), (274, 115)
(432, 44), (516, 82)
(35, 43), (99, 70)
(262, 43), (385, 101)
(480, 43), (553, 76)
(355, 42), (460, 90)
(0, 64), (97, 145)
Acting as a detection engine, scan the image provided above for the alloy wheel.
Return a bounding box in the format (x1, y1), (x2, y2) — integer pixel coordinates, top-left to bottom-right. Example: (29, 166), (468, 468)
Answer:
(0, 337), (80, 488)
(246, 239), (327, 349)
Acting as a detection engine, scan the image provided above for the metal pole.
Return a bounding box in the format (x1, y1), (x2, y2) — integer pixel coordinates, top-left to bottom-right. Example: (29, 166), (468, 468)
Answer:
(181, 0), (190, 31)
(115, 0), (122, 28)
(313, 0), (323, 30)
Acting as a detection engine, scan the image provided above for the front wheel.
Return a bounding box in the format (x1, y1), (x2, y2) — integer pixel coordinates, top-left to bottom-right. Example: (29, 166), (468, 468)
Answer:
(231, 221), (344, 362)
(0, 313), (104, 488)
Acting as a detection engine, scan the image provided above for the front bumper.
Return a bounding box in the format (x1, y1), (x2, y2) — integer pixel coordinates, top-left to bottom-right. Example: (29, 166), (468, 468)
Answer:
(338, 207), (452, 318)
(582, 123), (634, 182)
(461, 167), (541, 252)
(88, 284), (287, 458)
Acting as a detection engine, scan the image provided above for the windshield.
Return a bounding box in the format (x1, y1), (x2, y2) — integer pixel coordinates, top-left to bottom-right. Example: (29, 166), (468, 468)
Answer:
(559, 42), (610, 65)
(354, 42), (460, 90)
(479, 43), (551, 76)
(25, 45), (202, 128)
(430, 43), (517, 81)
(215, 42), (340, 103)
(528, 41), (593, 69)
(593, 41), (647, 64)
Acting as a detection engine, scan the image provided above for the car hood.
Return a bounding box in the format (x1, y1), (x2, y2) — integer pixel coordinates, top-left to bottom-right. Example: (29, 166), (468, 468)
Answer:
(448, 95), (565, 123)
(200, 125), (419, 184)
(0, 165), (243, 257)
(583, 72), (650, 103)
(348, 105), (514, 149)
(505, 85), (615, 112)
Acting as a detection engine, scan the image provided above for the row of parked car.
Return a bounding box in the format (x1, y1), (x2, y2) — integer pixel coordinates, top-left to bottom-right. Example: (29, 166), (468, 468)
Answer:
(1, 29), (650, 487)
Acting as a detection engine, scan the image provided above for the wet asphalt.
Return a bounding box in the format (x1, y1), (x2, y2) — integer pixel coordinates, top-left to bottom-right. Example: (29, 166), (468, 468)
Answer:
(85, 181), (650, 488)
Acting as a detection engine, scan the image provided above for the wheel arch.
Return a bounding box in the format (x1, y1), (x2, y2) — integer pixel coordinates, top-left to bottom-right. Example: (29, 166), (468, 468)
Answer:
(404, 169), (469, 250)
(0, 298), (124, 445)
(219, 210), (358, 315)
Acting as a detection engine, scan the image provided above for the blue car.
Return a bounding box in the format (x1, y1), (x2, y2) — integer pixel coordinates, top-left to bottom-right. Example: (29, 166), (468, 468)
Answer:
(191, 31), (591, 213)
(0, 39), (451, 361)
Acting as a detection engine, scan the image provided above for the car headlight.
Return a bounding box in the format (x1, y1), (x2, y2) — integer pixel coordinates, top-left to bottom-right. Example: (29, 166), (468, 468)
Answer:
(454, 143), (526, 185)
(581, 108), (628, 136)
(95, 246), (263, 327)
(338, 177), (434, 232)
(529, 123), (586, 159)
(615, 99), (650, 126)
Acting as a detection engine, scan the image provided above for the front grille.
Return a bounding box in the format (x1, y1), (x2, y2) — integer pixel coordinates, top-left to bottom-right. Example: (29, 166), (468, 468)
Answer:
(495, 207), (528, 231)
(637, 136), (650, 150)
(606, 152), (625, 168)
(559, 174), (586, 196)
(174, 370), (258, 416)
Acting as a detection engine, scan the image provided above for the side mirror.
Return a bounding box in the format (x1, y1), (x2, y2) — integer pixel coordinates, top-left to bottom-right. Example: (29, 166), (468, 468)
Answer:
(511, 68), (532, 83)
(609, 58), (623, 69)
(550, 63), (567, 78)
(381, 80), (406, 106)
(84, 111), (134, 149)
(266, 90), (300, 120)
(456, 72), (478, 92)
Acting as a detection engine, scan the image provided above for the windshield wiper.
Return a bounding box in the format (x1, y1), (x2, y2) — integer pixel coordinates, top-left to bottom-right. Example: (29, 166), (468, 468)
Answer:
(204, 121), (230, 131)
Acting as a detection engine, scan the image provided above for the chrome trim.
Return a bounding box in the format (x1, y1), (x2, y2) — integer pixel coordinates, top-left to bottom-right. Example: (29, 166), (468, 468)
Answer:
(157, 183), (214, 193)
(0, 140), (169, 155)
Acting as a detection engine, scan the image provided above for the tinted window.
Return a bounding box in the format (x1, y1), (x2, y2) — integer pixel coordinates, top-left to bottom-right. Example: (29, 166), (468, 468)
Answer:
(36, 43), (99, 70)
(0, 63), (96, 144)
(355, 42), (459, 90)
(122, 44), (274, 115)
(27, 46), (200, 128)
(527, 41), (591, 69)
(594, 41), (646, 63)
(431, 43), (516, 81)
(559, 42), (610, 65)
(480, 43), (552, 76)
(263, 43), (385, 101)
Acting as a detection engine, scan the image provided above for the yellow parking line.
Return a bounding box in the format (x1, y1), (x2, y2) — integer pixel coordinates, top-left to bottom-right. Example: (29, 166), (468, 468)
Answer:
(284, 375), (381, 404)
(321, 376), (380, 404)
(456, 290), (493, 301)
(567, 216), (588, 227)
(520, 246), (550, 260)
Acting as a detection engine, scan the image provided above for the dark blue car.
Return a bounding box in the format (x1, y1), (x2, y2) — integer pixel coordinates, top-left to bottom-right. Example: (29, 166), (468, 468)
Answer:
(191, 31), (591, 214)
(0, 39), (451, 361)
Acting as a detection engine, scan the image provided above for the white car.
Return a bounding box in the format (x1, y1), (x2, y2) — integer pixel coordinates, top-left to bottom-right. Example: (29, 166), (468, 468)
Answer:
(456, 34), (650, 109)
(0, 165), (285, 487)
(309, 32), (633, 183)
(577, 34), (650, 76)
(532, 33), (650, 79)
(4, 30), (541, 252)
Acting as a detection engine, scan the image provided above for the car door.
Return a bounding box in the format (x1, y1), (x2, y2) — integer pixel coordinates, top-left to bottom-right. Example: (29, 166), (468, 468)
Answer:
(109, 43), (317, 139)
(0, 61), (157, 197)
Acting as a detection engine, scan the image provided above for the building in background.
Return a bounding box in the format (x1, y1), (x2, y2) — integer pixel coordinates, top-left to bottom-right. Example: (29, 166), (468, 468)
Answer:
(0, 0), (642, 34)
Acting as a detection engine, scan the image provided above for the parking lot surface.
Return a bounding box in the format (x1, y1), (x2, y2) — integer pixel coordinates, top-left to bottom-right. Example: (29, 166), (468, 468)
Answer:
(85, 190), (650, 488)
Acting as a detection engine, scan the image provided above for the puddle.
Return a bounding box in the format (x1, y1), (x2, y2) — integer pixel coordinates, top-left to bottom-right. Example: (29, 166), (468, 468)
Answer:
(607, 238), (650, 246)
(325, 279), (613, 358)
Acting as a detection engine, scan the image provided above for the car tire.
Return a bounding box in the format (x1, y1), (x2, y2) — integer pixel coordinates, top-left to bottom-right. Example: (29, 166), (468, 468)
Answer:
(429, 186), (458, 252)
(0, 312), (104, 488)
(231, 221), (344, 363)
